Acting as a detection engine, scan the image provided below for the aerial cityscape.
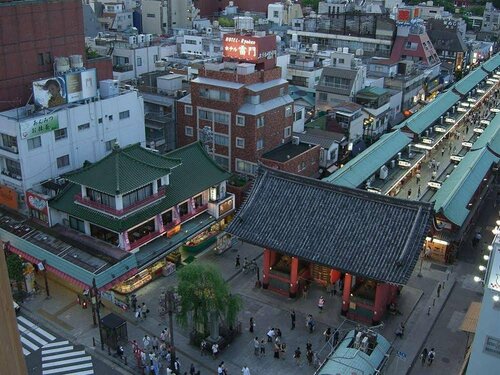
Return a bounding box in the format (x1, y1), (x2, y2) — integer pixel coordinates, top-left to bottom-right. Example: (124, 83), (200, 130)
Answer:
(0, 0), (499, 374)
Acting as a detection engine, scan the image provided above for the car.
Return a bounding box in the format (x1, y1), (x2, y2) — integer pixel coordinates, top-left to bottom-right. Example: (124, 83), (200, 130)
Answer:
(13, 301), (20, 315)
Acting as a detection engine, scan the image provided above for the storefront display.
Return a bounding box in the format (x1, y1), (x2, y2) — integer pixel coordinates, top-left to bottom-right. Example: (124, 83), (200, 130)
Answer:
(182, 223), (223, 253)
(113, 259), (166, 294)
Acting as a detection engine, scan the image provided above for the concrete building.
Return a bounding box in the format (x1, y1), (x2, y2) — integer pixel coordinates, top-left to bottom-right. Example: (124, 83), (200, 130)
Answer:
(481, 2), (500, 36)
(315, 51), (367, 111)
(196, 0), (276, 17)
(0, 89), (146, 211)
(100, 2), (133, 32)
(267, 1), (303, 26)
(390, 23), (440, 67)
(141, 0), (196, 35)
(355, 86), (392, 142)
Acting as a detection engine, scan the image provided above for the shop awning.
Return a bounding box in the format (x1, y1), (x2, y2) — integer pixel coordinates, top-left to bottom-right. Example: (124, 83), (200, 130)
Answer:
(460, 301), (482, 333)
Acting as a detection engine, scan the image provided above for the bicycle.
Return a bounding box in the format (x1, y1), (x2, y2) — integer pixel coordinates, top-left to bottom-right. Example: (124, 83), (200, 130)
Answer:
(243, 260), (258, 274)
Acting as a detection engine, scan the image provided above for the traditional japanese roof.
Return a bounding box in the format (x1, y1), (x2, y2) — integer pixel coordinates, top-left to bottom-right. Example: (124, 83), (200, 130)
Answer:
(50, 142), (230, 232)
(395, 89), (460, 135)
(481, 52), (500, 72)
(227, 167), (433, 285)
(64, 143), (182, 195)
(453, 68), (488, 96)
(323, 130), (412, 188)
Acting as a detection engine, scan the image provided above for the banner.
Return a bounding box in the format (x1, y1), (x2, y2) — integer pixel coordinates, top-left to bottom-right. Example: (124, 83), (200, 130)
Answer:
(65, 69), (97, 103)
(33, 77), (67, 109)
(20, 114), (59, 139)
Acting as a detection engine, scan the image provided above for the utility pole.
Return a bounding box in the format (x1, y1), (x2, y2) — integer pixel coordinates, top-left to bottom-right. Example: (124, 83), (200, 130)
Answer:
(42, 260), (50, 298)
(162, 289), (177, 373)
(92, 278), (104, 350)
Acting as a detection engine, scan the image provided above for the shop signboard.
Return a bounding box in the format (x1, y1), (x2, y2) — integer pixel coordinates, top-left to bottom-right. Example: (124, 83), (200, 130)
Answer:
(487, 240), (500, 293)
(462, 141), (473, 148)
(427, 181), (442, 189)
(65, 69), (97, 103)
(473, 127), (484, 134)
(218, 197), (234, 217)
(445, 118), (455, 124)
(366, 187), (381, 194)
(450, 154), (463, 162)
(26, 191), (49, 215)
(20, 114), (59, 139)
(33, 77), (67, 109)
(422, 138), (433, 145)
(434, 126), (446, 133)
(480, 119), (491, 125)
(223, 34), (276, 63)
(397, 160), (412, 168)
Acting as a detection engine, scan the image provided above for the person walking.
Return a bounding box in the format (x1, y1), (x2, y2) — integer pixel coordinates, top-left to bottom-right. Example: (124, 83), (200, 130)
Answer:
(249, 317), (255, 333)
(290, 310), (296, 330)
(259, 339), (266, 356)
(302, 284), (309, 299)
(142, 302), (148, 319)
(235, 254), (241, 268)
(200, 339), (207, 356)
(420, 348), (429, 366)
(267, 328), (275, 342)
(253, 337), (260, 356)
(407, 188), (412, 200)
(416, 172), (421, 184)
(323, 327), (332, 342)
(151, 336), (159, 352)
(427, 348), (436, 366)
(241, 365), (251, 375)
(212, 343), (219, 359)
(306, 349), (313, 366)
(293, 347), (302, 366)
(441, 147), (445, 157)
(318, 296), (325, 313)
(135, 305), (142, 322)
(143, 335), (151, 351)
(273, 342), (281, 359)
(189, 363), (196, 375)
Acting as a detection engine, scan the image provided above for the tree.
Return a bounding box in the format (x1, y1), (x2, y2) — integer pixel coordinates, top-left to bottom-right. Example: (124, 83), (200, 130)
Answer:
(217, 17), (234, 27)
(176, 263), (242, 336)
(7, 254), (24, 296)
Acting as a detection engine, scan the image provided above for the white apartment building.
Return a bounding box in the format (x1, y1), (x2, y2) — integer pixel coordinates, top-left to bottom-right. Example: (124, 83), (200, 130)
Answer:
(142, 0), (195, 35)
(0, 90), (146, 197)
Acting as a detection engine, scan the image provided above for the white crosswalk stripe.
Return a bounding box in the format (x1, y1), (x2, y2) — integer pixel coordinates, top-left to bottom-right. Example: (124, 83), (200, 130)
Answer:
(41, 341), (94, 375)
(17, 316), (57, 356)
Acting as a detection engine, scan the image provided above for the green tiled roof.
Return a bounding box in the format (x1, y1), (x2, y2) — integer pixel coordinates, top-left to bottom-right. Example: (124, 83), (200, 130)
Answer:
(471, 113), (500, 153)
(395, 90), (460, 135)
(50, 142), (230, 232)
(64, 143), (182, 195)
(356, 86), (389, 97)
(453, 68), (488, 95)
(323, 131), (412, 188)
(432, 147), (498, 226)
(481, 53), (500, 72)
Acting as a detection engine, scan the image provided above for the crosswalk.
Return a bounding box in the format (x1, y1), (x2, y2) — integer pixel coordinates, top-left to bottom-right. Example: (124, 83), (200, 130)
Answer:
(17, 315), (56, 356)
(41, 341), (94, 375)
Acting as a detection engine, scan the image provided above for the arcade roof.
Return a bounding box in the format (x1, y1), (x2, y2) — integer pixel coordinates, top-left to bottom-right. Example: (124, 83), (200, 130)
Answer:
(227, 167), (433, 285)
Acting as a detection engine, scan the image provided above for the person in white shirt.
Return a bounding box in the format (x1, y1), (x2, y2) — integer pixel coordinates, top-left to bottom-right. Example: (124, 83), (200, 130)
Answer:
(242, 365), (251, 375)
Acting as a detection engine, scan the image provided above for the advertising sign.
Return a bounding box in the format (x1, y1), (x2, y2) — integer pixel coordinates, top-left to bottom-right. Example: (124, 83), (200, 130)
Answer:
(223, 34), (276, 63)
(26, 191), (48, 215)
(427, 181), (442, 189)
(20, 114), (59, 139)
(422, 138), (433, 145)
(65, 69), (97, 103)
(33, 77), (67, 109)
(487, 242), (500, 292)
(450, 154), (463, 162)
(398, 160), (412, 168)
(462, 141), (473, 148)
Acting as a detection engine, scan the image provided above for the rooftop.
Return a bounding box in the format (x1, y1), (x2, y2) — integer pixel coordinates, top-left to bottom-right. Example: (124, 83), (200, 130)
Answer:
(261, 142), (314, 163)
(227, 167), (433, 285)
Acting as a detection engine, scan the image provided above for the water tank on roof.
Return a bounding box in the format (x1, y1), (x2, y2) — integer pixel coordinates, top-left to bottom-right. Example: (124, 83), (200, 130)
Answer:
(55, 57), (70, 73)
(129, 35), (137, 45)
(69, 55), (83, 69)
(145, 34), (152, 43)
(343, 47), (349, 53)
(379, 165), (389, 180)
(138, 34), (146, 43)
(99, 79), (119, 98)
(312, 43), (318, 52)
(291, 33), (298, 42)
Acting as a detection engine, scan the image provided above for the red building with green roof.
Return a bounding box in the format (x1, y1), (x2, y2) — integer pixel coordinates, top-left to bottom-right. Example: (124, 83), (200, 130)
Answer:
(48, 142), (235, 293)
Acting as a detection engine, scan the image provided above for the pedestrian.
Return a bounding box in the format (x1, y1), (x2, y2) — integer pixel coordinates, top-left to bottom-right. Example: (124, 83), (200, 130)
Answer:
(267, 328), (275, 342)
(131, 294), (137, 311)
(333, 329), (339, 347)
(294, 347), (302, 366)
(259, 339), (266, 356)
(427, 348), (436, 366)
(407, 188), (412, 200)
(338, 278), (343, 292)
(212, 343), (219, 359)
(143, 334), (151, 351)
(253, 337), (259, 356)
(432, 170), (437, 180)
(323, 327), (332, 342)
(302, 284), (309, 299)
(152, 336), (159, 351)
(306, 340), (312, 352)
(306, 314), (315, 333)
(249, 317), (255, 333)
(174, 357), (181, 373)
(135, 305), (142, 322)
(280, 342), (287, 359)
(333, 282), (337, 296)
(437, 283), (441, 298)
(395, 322), (405, 338)
(200, 339), (207, 356)
(290, 310), (296, 330)
(416, 172), (421, 184)
(441, 147), (445, 157)
(417, 185), (421, 198)
(235, 254), (241, 268)
(306, 349), (313, 366)
(142, 302), (148, 319)
(318, 296), (325, 313)
(274, 342), (280, 359)
(190, 363), (196, 375)
(217, 361), (225, 375)
(472, 232), (482, 247)
(241, 365), (251, 375)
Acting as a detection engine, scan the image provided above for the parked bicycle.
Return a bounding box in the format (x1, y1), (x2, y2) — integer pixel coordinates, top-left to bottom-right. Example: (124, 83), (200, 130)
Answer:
(243, 260), (258, 274)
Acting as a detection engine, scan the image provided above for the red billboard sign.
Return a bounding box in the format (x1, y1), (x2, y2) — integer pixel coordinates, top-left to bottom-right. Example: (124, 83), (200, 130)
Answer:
(223, 34), (276, 63)
(26, 191), (48, 215)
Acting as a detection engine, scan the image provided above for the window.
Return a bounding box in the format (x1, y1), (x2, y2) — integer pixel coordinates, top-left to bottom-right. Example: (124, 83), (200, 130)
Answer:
(256, 139), (264, 150)
(294, 110), (303, 121)
(119, 110), (130, 119)
(161, 210), (173, 225)
(214, 154), (229, 170)
(147, 13), (155, 17)
(236, 159), (258, 175)
(27, 136), (42, 150)
(105, 139), (117, 151)
(37, 52), (51, 66)
(319, 92), (328, 102)
(257, 116), (265, 128)
(87, 188), (116, 208)
(273, 11), (279, 17)
(298, 161), (306, 172)
(54, 128), (67, 141)
(236, 137), (245, 148)
(285, 105), (293, 117)
(137, 57), (142, 67)
(108, 115), (113, 121)
(78, 123), (90, 131)
(1, 134), (17, 151)
(69, 216), (85, 233)
(338, 58), (345, 64)
(98, 118), (103, 124)
(321, 76), (350, 90)
(198, 110), (213, 121)
(284, 127), (291, 138)
(214, 112), (229, 125)
(185, 126), (194, 137)
(122, 184), (153, 208)
(236, 115), (245, 126)
(199, 88), (230, 102)
(57, 155), (70, 168)
(214, 133), (229, 146)
(5, 159), (21, 178)
(185, 105), (192, 116)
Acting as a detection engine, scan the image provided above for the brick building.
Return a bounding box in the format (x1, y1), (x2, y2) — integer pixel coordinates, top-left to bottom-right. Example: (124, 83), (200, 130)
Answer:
(0, 0), (112, 111)
(176, 34), (295, 174)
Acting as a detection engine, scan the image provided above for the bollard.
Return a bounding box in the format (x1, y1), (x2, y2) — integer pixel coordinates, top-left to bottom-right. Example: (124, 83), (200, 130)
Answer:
(124, 356), (127, 365)
(433, 298), (436, 307)
(92, 337), (96, 347)
(108, 346), (111, 356)
(427, 306), (431, 315)
(442, 281), (445, 290)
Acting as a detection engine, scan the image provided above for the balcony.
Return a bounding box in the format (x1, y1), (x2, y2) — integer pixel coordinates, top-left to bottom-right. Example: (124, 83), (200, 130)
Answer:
(1, 169), (22, 181)
(0, 145), (18, 154)
(74, 187), (166, 217)
(113, 64), (133, 72)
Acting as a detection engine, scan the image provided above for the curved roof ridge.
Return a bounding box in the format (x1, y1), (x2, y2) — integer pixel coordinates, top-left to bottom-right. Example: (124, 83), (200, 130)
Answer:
(122, 148), (174, 171)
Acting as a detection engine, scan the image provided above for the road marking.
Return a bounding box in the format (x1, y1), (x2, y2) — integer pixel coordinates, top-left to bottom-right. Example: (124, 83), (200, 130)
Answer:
(42, 362), (93, 374)
(17, 316), (56, 341)
(42, 346), (74, 355)
(43, 341), (69, 348)
(43, 350), (87, 361)
(42, 356), (92, 368)
(21, 337), (39, 351)
(22, 348), (31, 356)
(25, 331), (48, 346)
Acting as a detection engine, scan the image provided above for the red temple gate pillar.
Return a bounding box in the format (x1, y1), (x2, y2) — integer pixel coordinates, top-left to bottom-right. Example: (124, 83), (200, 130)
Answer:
(262, 248), (271, 289)
(372, 283), (389, 325)
(289, 257), (299, 298)
(341, 273), (352, 316)
(389, 284), (399, 304)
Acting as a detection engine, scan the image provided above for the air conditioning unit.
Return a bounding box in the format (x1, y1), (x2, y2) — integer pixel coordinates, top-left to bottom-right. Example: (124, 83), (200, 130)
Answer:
(292, 136), (300, 145)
